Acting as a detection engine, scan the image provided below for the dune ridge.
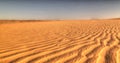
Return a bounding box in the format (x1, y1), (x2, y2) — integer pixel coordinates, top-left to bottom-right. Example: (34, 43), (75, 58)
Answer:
(0, 20), (120, 63)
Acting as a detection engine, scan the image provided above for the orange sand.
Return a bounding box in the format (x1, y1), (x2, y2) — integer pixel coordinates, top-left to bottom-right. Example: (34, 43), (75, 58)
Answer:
(0, 20), (120, 63)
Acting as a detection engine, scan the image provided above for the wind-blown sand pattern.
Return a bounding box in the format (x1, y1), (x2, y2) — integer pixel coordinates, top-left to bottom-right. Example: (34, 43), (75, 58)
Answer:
(0, 20), (120, 63)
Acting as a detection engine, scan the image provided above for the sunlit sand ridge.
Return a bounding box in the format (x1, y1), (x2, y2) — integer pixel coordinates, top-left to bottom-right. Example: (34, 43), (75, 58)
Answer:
(0, 20), (120, 63)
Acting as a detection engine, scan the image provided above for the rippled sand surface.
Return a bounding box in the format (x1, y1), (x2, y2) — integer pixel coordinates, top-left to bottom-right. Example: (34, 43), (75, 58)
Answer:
(0, 20), (120, 63)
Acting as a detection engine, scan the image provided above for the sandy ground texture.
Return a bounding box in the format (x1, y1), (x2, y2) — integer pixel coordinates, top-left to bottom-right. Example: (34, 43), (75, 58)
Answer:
(0, 20), (120, 63)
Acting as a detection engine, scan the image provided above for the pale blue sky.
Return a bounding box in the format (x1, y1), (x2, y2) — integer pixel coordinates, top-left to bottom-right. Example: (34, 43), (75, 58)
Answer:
(0, 0), (120, 20)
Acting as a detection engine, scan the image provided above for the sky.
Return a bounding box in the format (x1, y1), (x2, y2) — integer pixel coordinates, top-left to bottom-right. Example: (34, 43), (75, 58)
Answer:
(0, 0), (120, 20)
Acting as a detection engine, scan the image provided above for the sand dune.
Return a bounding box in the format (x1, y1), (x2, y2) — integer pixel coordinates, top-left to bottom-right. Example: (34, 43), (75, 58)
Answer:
(0, 20), (120, 63)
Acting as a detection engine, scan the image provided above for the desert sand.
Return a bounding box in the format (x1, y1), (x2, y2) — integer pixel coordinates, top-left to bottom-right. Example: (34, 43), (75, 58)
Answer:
(0, 20), (120, 63)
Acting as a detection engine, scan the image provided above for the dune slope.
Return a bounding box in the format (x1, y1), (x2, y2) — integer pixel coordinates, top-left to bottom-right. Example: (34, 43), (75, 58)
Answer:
(0, 20), (120, 63)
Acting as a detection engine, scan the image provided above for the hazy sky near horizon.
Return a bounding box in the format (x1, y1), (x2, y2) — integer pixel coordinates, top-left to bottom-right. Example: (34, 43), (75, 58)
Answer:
(0, 0), (120, 20)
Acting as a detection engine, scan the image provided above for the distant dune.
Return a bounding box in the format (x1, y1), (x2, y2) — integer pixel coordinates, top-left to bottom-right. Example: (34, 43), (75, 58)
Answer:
(0, 20), (120, 63)
(109, 18), (120, 20)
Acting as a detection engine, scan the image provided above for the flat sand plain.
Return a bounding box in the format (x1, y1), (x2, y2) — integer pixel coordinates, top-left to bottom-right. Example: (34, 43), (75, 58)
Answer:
(0, 20), (120, 63)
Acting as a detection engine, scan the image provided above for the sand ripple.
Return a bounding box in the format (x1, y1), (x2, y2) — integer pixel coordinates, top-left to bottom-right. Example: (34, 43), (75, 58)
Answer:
(0, 20), (120, 63)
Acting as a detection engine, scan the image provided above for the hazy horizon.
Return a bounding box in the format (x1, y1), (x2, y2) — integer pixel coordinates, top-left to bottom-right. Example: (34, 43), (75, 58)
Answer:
(0, 0), (120, 20)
